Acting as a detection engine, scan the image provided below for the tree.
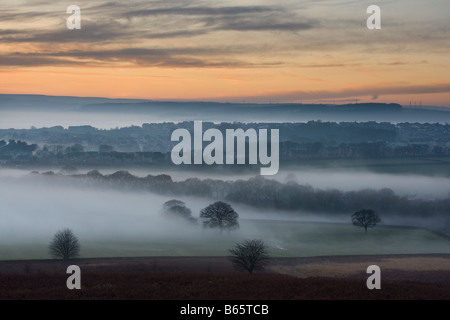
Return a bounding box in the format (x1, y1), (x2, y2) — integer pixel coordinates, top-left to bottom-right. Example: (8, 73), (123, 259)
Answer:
(49, 229), (80, 260)
(351, 209), (381, 233)
(200, 201), (239, 232)
(229, 239), (269, 274)
(162, 199), (196, 224)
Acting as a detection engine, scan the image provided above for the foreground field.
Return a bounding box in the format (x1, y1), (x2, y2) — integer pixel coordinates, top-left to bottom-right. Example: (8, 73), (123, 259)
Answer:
(0, 254), (449, 300)
(1, 221), (449, 260)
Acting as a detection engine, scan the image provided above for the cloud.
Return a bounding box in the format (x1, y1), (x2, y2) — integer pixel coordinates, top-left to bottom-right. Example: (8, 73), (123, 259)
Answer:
(0, 55), (80, 67)
(126, 6), (275, 17)
(0, 9), (56, 22)
(378, 62), (408, 66)
(207, 17), (316, 32)
(0, 0), (449, 74)
(0, 30), (22, 36)
(0, 3), (316, 45)
(296, 63), (354, 68)
(0, 47), (283, 68)
(0, 20), (131, 44)
(125, 5), (316, 32)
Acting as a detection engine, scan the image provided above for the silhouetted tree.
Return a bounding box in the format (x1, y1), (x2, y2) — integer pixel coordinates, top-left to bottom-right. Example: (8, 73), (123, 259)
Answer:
(351, 209), (381, 233)
(49, 229), (80, 260)
(229, 239), (269, 274)
(200, 201), (239, 232)
(163, 199), (196, 224)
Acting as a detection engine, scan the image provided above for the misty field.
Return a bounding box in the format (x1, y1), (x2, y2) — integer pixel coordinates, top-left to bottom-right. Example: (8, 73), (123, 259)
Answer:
(1, 167), (449, 261)
(1, 220), (448, 260)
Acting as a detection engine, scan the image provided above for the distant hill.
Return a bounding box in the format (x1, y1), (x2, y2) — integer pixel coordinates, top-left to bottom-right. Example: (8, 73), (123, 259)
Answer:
(0, 94), (144, 111)
(79, 101), (403, 113)
(0, 94), (449, 124)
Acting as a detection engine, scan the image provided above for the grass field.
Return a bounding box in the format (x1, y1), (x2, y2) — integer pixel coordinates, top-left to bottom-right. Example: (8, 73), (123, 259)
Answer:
(1, 220), (448, 260)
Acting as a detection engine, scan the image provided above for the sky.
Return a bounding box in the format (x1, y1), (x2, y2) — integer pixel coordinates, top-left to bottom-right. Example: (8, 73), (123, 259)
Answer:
(0, 0), (449, 106)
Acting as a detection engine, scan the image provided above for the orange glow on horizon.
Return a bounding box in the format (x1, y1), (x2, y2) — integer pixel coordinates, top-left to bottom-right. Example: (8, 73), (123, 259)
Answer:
(1, 65), (449, 107)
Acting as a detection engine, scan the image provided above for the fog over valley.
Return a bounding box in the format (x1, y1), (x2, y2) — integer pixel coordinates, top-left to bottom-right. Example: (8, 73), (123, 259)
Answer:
(1, 96), (449, 261)
(1, 169), (449, 260)
(2, 168), (450, 200)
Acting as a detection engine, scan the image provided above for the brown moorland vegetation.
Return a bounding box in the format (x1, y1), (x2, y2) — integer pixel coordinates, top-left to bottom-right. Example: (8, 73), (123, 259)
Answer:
(0, 255), (449, 300)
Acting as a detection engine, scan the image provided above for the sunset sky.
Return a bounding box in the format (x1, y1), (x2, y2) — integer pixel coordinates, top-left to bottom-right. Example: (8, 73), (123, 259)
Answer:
(1, 0), (449, 106)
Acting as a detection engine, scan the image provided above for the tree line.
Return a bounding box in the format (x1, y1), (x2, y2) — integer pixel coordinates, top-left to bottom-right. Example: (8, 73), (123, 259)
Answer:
(2, 140), (450, 167)
(34, 171), (450, 223)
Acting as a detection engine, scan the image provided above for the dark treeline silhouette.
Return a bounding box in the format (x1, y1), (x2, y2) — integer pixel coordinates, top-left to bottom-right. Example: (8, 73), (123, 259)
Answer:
(1, 139), (450, 167)
(2, 121), (450, 168)
(0, 139), (37, 156)
(1, 121), (449, 154)
(34, 171), (450, 223)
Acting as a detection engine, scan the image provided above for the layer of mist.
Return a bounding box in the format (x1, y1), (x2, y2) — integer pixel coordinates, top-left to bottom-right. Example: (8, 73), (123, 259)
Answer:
(2, 168), (450, 200)
(0, 171), (448, 260)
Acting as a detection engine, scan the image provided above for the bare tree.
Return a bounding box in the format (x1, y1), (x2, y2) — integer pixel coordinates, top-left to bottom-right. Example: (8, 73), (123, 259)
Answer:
(351, 209), (381, 233)
(49, 228), (80, 260)
(200, 201), (239, 232)
(229, 239), (269, 274)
